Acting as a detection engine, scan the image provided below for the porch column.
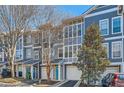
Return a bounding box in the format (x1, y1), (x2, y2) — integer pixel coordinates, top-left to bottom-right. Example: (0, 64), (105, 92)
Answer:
(63, 64), (65, 80)
(58, 64), (61, 80)
(31, 65), (33, 80)
(22, 65), (26, 79)
(38, 63), (39, 79)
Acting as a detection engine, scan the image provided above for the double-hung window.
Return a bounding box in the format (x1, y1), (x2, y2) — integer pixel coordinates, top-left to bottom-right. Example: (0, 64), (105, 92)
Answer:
(26, 48), (32, 59)
(112, 41), (122, 58)
(64, 27), (68, 38)
(58, 48), (63, 58)
(69, 26), (72, 37)
(77, 24), (81, 36)
(99, 19), (109, 35)
(65, 47), (68, 58)
(34, 51), (39, 60)
(112, 16), (121, 34)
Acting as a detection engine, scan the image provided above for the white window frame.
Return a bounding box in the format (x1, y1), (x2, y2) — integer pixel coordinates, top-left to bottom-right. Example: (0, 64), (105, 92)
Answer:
(58, 48), (63, 58)
(34, 36), (39, 44)
(112, 41), (122, 59)
(64, 26), (69, 39)
(112, 16), (122, 34)
(26, 48), (32, 59)
(34, 50), (39, 60)
(102, 43), (109, 58)
(99, 19), (109, 36)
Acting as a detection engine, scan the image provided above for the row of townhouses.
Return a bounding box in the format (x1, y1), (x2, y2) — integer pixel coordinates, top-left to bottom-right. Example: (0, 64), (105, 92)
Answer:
(0, 5), (124, 80)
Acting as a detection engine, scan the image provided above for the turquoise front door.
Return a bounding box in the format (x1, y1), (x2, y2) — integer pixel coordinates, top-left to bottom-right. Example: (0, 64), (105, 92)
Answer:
(56, 65), (58, 80)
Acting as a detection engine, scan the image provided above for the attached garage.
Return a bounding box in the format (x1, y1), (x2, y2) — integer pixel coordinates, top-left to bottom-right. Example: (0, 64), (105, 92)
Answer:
(102, 66), (120, 77)
(66, 65), (81, 80)
(41, 67), (47, 79)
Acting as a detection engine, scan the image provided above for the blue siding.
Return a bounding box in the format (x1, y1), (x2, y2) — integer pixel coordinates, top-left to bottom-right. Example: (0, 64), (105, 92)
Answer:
(88, 5), (117, 14)
(85, 11), (122, 38)
(104, 39), (122, 62)
(84, 5), (123, 63)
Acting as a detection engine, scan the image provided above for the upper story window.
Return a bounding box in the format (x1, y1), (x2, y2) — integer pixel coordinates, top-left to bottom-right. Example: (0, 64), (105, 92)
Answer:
(69, 26), (72, 37)
(16, 51), (22, 60)
(77, 24), (82, 36)
(73, 45), (77, 57)
(64, 27), (68, 38)
(64, 47), (68, 58)
(112, 41), (122, 59)
(73, 25), (77, 37)
(112, 16), (121, 34)
(69, 46), (72, 57)
(16, 38), (22, 50)
(34, 50), (39, 60)
(25, 35), (31, 44)
(34, 36), (39, 44)
(58, 48), (63, 58)
(99, 19), (109, 35)
(58, 32), (63, 40)
(102, 43), (109, 58)
(26, 48), (32, 59)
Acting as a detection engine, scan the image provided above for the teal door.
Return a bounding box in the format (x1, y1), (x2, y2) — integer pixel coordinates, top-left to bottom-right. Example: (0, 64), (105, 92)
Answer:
(56, 65), (58, 80)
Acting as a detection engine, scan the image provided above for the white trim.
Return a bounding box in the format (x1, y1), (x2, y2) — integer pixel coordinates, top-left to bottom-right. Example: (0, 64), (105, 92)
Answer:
(105, 36), (123, 41)
(34, 50), (39, 60)
(112, 41), (122, 59)
(23, 45), (33, 47)
(112, 16), (122, 34)
(99, 18), (109, 36)
(102, 43), (109, 58)
(110, 62), (122, 66)
(85, 8), (117, 18)
(53, 43), (63, 46)
(33, 46), (41, 49)
(121, 14), (123, 64)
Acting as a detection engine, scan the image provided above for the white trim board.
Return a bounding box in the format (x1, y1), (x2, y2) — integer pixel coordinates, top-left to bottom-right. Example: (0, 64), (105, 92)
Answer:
(85, 8), (117, 18)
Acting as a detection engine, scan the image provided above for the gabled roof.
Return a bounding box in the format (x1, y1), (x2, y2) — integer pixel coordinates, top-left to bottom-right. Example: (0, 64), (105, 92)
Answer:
(81, 5), (98, 16)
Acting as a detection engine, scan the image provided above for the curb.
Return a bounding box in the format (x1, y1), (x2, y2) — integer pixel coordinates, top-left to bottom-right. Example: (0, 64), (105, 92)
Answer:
(74, 80), (82, 87)
(56, 80), (69, 87)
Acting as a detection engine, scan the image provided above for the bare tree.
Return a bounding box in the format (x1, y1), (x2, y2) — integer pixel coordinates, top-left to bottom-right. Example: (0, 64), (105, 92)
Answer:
(0, 5), (37, 77)
(34, 6), (71, 83)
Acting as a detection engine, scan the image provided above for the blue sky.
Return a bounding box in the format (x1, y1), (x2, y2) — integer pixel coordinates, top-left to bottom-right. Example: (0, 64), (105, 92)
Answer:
(58, 5), (92, 16)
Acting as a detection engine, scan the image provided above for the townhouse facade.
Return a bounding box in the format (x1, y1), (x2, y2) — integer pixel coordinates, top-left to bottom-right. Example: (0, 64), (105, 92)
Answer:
(0, 5), (124, 81)
(84, 5), (124, 76)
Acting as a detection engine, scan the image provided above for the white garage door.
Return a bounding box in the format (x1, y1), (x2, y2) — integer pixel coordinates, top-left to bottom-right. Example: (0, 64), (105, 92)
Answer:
(41, 67), (47, 79)
(66, 65), (81, 80)
(102, 66), (119, 77)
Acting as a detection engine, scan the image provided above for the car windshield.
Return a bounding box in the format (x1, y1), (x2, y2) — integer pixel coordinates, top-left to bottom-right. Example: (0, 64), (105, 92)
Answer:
(104, 73), (112, 79)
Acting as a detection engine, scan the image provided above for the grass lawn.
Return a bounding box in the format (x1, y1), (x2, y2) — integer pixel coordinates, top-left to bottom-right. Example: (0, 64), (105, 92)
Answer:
(33, 79), (59, 87)
(0, 78), (21, 84)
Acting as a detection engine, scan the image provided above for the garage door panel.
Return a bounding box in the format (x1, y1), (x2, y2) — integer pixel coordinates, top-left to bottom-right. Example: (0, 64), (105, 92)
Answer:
(66, 65), (81, 80)
(102, 66), (119, 78)
(42, 67), (47, 79)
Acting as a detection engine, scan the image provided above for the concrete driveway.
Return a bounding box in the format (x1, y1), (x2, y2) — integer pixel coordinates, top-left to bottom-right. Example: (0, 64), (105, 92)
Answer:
(58, 80), (78, 87)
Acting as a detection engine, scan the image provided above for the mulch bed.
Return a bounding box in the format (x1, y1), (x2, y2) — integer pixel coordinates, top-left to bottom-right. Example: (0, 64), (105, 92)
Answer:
(38, 79), (59, 85)
(0, 78), (21, 84)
